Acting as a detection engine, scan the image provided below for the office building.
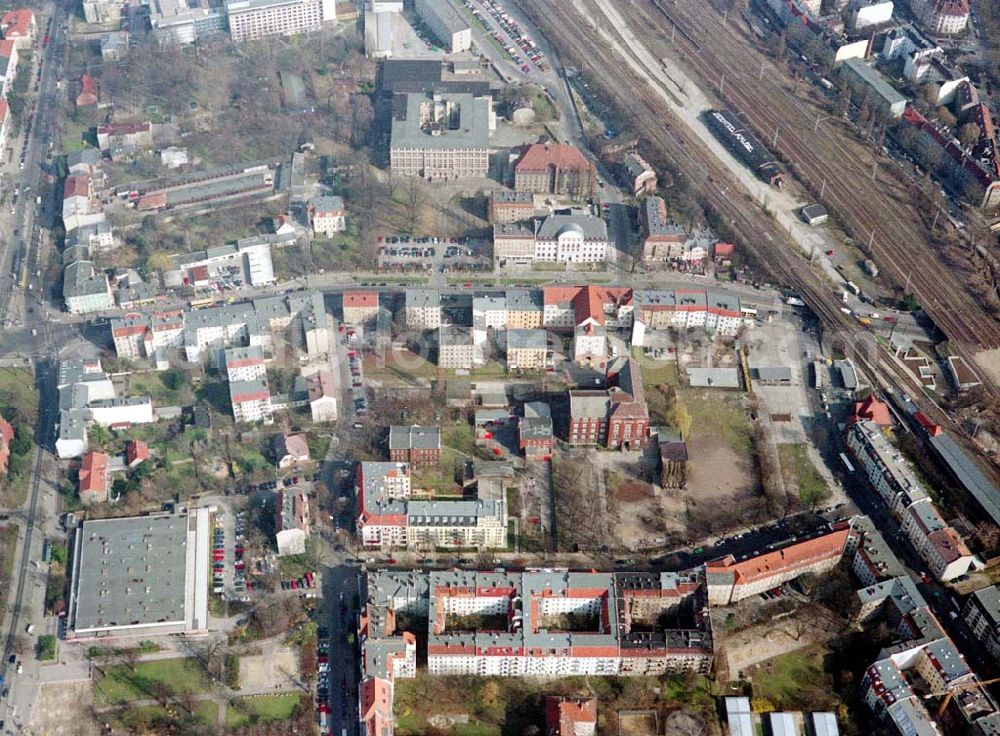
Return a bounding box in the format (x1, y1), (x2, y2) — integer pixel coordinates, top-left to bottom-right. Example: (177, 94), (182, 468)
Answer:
(225, 0), (336, 41)
(390, 91), (493, 181)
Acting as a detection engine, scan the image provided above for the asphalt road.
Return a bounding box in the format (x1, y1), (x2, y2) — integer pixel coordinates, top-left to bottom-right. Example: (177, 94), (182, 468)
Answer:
(0, 2), (67, 330)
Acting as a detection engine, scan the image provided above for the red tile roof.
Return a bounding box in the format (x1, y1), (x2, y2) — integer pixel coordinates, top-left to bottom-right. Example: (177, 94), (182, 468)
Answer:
(0, 38), (16, 60)
(126, 439), (149, 466)
(1, 9), (34, 37)
(343, 290), (378, 308)
(79, 452), (109, 499)
(64, 174), (91, 200)
(545, 696), (597, 736)
(714, 242), (735, 258)
(853, 396), (892, 427)
(515, 143), (594, 174)
(706, 527), (850, 585)
(77, 75), (98, 106)
(0, 417), (13, 475)
(98, 121), (151, 136)
(0, 99), (8, 123)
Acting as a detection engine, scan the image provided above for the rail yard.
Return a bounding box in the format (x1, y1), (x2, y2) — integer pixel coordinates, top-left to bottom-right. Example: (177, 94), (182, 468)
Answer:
(509, 0), (1000, 471)
(635, 0), (1000, 354)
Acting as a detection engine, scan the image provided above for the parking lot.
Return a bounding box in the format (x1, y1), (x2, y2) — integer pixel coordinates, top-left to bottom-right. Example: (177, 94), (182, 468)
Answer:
(377, 236), (490, 273)
(461, 0), (548, 75)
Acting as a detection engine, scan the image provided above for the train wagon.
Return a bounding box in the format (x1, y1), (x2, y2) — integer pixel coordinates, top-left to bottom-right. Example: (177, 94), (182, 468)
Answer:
(706, 108), (786, 188)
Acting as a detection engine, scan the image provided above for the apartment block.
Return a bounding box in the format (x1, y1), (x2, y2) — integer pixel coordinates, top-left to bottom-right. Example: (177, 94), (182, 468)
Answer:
(641, 195), (686, 261)
(225, 0), (335, 42)
(622, 151), (657, 196)
(358, 568), (711, 736)
(438, 325), (478, 370)
(848, 420), (971, 581)
(850, 516), (907, 588)
(962, 586), (1000, 661)
(55, 359), (154, 459)
(513, 143), (596, 198)
(390, 91), (492, 181)
(488, 189), (534, 224)
(706, 526), (851, 605)
(224, 344), (266, 382)
(519, 401), (553, 458)
(342, 290), (380, 326)
(357, 461), (508, 549)
(229, 378), (272, 423)
(110, 291), (328, 365)
(79, 451), (110, 504)
(309, 194), (346, 236)
(275, 488), (310, 556)
(404, 289), (442, 329)
(505, 329), (548, 372)
(306, 369), (338, 422)
(901, 500), (973, 581)
(632, 288), (752, 340)
(96, 121), (153, 152)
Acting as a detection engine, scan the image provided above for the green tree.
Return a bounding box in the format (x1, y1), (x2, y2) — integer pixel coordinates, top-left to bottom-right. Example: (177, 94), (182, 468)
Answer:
(9, 424), (32, 456)
(667, 401), (693, 440)
(161, 368), (185, 391)
(88, 423), (110, 449)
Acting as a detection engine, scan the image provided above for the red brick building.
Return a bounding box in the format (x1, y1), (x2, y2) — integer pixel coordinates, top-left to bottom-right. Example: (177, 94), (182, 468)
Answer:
(513, 143), (597, 198)
(388, 425), (441, 467)
(545, 695), (597, 736)
(568, 359), (649, 450)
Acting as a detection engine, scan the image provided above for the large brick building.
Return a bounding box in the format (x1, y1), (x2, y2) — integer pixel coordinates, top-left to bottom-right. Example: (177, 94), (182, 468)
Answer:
(388, 425), (441, 467)
(513, 143), (596, 198)
(568, 358), (649, 450)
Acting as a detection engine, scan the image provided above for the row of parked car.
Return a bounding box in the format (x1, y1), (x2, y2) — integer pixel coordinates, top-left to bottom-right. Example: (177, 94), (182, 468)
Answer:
(347, 341), (367, 416)
(464, 0), (546, 73)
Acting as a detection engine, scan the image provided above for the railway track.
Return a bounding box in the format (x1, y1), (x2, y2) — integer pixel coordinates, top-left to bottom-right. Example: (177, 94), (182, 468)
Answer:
(510, 0), (1000, 481)
(632, 0), (1000, 354)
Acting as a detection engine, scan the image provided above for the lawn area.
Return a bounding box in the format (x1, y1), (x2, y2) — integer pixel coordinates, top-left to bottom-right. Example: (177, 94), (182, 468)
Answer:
(678, 389), (751, 455)
(637, 358), (679, 388)
(95, 657), (214, 705)
(0, 524), (18, 613)
(749, 645), (840, 711)
(126, 371), (196, 406)
(442, 422), (476, 456)
(226, 693), (301, 728)
(0, 367), (38, 420)
(107, 700), (218, 730)
(368, 349), (441, 383)
(777, 444), (832, 509)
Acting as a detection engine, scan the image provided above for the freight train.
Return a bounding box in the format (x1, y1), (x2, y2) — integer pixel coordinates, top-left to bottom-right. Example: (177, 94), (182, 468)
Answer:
(706, 108), (786, 188)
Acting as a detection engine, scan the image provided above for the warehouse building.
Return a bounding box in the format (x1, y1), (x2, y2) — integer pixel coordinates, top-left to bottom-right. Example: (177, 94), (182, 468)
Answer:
(414, 0), (471, 53)
(67, 509), (211, 639)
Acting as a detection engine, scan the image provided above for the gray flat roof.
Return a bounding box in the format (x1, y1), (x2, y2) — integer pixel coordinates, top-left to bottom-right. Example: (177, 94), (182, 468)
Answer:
(929, 431), (1000, 526)
(843, 58), (907, 106)
(71, 514), (191, 632)
(391, 91), (491, 150)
